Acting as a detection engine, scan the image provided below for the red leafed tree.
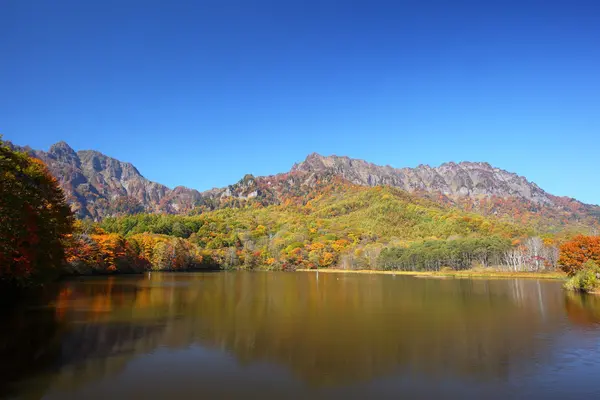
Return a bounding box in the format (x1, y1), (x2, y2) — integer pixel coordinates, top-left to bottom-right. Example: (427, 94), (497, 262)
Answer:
(0, 138), (74, 287)
(558, 235), (600, 275)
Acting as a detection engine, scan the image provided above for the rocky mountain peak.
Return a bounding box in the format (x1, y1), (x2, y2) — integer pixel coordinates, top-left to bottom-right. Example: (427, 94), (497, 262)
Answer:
(77, 150), (143, 181)
(305, 152), (325, 161)
(459, 161), (494, 170)
(289, 153), (555, 205)
(292, 152), (328, 172)
(49, 140), (74, 153)
(48, 141), (80, 166)
(6, 140), (192, 219)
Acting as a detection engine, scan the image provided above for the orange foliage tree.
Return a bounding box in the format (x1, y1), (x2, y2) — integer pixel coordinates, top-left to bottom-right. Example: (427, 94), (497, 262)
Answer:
(558, 235), (600, 275)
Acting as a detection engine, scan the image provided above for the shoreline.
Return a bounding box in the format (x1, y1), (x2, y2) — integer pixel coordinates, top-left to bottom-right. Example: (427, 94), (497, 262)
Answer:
(54, 268), (567, 281)
(296, 268), (567, 280)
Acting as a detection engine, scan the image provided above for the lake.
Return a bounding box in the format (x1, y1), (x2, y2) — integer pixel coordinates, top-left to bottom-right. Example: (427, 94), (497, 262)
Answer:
(2, 271), (600, 399)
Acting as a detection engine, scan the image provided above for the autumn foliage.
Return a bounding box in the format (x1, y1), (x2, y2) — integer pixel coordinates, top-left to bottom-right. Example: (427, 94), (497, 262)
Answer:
(63, 224), (206, 275)
(0, 139), (73, 286)
(97, 184), (531, 271)
(558, 235), (600, 276)
(129, 233), (204, 271)
(64, 229), (151, 274)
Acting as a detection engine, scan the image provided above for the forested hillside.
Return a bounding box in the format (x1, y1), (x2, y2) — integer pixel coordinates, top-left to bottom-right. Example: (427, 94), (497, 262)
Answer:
(97, 182), (563, 272)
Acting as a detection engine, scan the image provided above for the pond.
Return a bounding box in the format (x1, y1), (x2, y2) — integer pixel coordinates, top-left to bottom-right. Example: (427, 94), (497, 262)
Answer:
(2, 271), (600, 398)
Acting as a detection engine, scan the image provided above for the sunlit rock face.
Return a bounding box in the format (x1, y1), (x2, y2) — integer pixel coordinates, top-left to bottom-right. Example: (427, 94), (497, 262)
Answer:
(6, 142), (599, 224)
(6, 141), (190, 219)
(293, 154), (552, 204)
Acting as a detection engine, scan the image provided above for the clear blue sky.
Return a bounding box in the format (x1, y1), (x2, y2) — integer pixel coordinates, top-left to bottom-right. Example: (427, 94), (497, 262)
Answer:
(1, 0), (599, 204)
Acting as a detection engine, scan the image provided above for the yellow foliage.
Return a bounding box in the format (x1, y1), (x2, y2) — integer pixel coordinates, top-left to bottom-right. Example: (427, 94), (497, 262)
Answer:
(320, 252), (335, 267)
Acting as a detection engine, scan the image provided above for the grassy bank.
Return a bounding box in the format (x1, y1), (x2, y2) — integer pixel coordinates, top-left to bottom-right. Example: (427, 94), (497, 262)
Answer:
(296, 268), (567, 280)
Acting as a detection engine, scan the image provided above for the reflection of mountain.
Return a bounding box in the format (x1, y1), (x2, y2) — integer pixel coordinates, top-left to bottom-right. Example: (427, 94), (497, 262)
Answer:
(3, 272), (574, 397)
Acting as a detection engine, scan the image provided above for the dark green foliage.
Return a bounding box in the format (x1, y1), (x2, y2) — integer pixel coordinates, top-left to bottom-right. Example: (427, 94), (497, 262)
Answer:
(564, 260), (600, 293)
(101, 214), (204, 237)
(377, 237), (512, 271)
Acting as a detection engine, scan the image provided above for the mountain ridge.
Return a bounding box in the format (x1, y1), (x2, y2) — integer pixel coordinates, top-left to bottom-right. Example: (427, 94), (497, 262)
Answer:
(5, 140), (202, 218)
(5, 140), (599, 229)
(292, 153), (552, 205)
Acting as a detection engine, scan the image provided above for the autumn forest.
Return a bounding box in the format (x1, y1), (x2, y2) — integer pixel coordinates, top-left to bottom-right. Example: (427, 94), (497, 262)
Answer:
(2, 138), (600, 294)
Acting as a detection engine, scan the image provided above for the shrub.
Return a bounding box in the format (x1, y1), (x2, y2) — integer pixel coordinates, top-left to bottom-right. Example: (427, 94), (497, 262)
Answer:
(564, 260), (600, 293)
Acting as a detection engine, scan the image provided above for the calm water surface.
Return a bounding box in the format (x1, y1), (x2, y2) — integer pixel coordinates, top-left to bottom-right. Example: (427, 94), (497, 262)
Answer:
(2, 272), (600, 399)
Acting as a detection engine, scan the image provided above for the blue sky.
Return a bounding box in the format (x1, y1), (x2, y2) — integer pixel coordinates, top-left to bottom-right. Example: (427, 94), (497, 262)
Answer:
(1, 0), (599, 204)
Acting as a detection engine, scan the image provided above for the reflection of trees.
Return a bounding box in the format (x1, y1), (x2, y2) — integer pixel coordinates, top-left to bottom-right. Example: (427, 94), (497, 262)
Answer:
(0, 288), (64, 398)
(185, 274), (566, 385)
(564, 291), (600, 327)
(5, 273), (568, 396)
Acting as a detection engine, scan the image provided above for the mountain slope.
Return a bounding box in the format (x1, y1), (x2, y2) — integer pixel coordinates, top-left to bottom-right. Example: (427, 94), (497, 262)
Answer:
(100, 182), (529, 271)
(6, 140), (599, 231)
(6, 141), (202, 219)
(290, 153), (599, 230)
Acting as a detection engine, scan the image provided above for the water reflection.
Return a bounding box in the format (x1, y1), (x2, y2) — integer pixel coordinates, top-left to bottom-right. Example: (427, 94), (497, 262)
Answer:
(0, 293), (62, 399)
(564, 291), (600, 327)
(1, 272), (599, 398)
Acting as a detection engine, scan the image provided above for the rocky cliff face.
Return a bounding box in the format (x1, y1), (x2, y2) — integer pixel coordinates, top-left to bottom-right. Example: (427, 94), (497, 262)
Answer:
(292, 153), (553, 204)
(6, 141), (201, 219)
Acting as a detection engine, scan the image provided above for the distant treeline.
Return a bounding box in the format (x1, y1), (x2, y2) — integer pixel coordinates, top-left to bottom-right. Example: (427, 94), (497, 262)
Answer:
(377, 237), (511, 271)
(376, 236), (559, 272)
